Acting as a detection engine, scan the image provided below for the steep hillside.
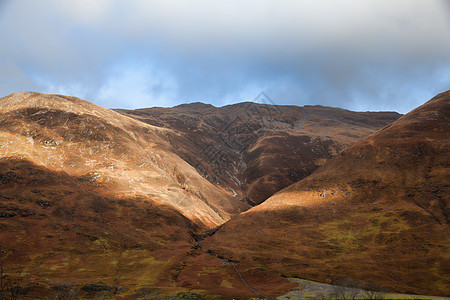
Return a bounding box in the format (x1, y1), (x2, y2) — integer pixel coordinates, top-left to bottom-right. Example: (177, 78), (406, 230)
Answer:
(0, 92), (250, 297)
(117, 102), (400, 205)
(0, 92), (247, 226)
(205, 91), (450, 296)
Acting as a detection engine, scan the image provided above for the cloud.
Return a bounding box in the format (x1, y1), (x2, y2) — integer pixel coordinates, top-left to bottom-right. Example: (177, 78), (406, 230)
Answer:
(0, 0), (449, 113)
(52, 0), (114, 26)
(96, 58), (177, 108)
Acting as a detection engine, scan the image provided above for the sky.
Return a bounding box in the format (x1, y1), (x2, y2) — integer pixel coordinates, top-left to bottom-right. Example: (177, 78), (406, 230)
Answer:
(0, 0), (449, 113)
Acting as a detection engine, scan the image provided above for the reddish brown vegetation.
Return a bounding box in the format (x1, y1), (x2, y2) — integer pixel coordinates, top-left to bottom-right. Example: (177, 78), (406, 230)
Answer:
(0, 90), (447, 298)
(205, 91), (450, 296)
(0, 92), (291, 298)
(117, 102), (400, 205)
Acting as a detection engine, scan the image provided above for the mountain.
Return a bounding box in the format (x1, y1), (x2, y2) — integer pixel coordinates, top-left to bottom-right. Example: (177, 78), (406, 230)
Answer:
(117, 102), (400, 205)
(0, 92), (250, 297)
(4, 90), (435, 298)
(0, 92), (247, 226)
(204, 91), (450, 296)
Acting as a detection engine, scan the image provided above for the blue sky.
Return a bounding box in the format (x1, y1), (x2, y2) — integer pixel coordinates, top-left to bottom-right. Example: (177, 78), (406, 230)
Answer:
(0, 0), (449, 113)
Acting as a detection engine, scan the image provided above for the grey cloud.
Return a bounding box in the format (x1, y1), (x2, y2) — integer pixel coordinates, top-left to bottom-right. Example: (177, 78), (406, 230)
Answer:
(0, 0), (449, 113)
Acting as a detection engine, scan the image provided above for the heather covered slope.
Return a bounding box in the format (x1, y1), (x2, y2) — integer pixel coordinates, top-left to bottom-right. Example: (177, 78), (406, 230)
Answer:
(0, 92), (252, 297)
(205, 91), (450, 296)
(0, 157), (197, 291)
(117, 103), (400, 205)
(0, 92), (248, 227)
(0, 157), (295, 298)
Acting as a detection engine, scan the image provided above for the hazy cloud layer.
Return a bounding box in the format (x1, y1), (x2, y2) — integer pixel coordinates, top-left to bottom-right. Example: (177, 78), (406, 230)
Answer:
(0, 0), (449, 113)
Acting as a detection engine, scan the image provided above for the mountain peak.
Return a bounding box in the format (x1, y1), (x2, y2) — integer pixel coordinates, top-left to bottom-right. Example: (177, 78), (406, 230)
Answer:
(1, 92), (97, 113)
(174, 102), (215, 110)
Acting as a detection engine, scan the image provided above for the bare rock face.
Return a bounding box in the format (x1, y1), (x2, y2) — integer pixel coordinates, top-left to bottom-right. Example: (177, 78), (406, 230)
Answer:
(205, 91), (450, 296)
(117, 102), (400, 205)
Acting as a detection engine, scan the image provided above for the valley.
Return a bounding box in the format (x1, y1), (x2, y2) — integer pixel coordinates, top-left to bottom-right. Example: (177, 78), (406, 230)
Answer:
(117, 102), (399, 205)
(0, 91), (448, 298)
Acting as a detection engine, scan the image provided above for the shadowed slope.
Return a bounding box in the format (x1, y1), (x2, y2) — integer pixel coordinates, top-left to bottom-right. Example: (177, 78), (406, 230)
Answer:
(205, 91), (450, 296)
(0, 157), (296, 298)
(117, 103), (400, 205)
(0, 157), (197, 288)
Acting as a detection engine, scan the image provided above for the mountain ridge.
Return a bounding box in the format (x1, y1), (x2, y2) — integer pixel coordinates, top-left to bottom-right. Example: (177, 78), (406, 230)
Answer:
(117, 101), (401, 205)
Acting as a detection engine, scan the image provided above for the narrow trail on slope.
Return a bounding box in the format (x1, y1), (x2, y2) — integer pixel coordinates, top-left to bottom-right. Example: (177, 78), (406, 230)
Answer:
(222, 258), (273, 299)
(170, 224), (274, 298)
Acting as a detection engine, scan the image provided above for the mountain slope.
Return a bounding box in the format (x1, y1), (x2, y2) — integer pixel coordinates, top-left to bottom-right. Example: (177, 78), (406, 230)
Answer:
(0, 92), (250, 297)
(0, 92), (247, 226)
(117, 103), (400, 205)
(205, 91), (450, 296)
